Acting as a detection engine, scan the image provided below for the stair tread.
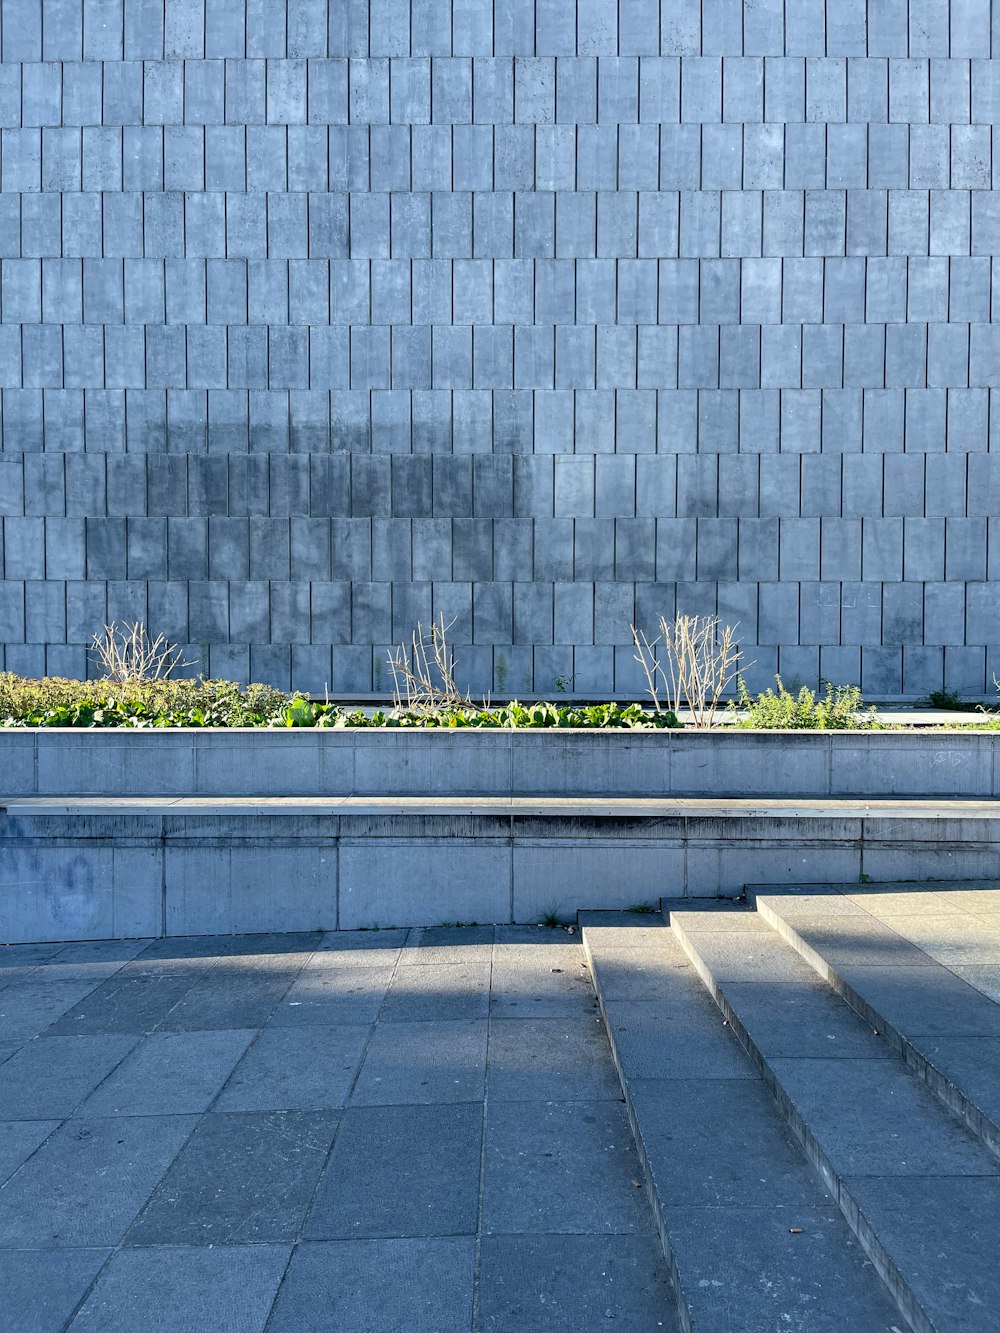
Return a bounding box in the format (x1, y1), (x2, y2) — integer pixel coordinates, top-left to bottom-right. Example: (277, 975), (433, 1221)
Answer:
(672, 909), (1000, 1333)
(759, 890), (1000, 1160)
(583, 922), (901, 1333)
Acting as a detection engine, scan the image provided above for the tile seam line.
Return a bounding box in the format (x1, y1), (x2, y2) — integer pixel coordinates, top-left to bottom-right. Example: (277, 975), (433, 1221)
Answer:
(258, 931), (408, 1331)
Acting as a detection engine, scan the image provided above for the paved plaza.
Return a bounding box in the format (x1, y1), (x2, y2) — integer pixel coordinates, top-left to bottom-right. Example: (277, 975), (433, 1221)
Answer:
(0, 925), (675, 1333)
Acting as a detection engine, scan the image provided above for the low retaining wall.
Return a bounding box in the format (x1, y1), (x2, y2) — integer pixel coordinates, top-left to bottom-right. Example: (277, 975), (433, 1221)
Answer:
(3, 728), (1000, 798)
(2, 799), (1000, 943)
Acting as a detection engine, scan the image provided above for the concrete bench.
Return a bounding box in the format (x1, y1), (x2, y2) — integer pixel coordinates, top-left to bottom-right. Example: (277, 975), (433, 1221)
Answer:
(2, 793), (999, 944)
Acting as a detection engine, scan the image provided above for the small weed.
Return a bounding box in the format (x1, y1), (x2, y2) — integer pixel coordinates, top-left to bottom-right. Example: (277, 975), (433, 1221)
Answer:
(628, 903), (657, 914)
(859, 873), (872, 884)
(927, 688), (981, 711)
(540, 909), (564, 928)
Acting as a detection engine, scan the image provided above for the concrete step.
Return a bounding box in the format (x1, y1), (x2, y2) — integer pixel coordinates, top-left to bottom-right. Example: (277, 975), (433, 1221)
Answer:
(671, 909), (1000, 1333)
(755, 884), (1000, 1162)
(581, 916), (903, 1333)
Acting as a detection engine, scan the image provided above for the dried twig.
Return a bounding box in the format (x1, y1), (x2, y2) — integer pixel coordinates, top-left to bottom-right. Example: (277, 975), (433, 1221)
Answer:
(90, 622), (193, 683)
(632, 615), (743, 727)
(387, 615), (484, 712)
(630, 624), (667, 714)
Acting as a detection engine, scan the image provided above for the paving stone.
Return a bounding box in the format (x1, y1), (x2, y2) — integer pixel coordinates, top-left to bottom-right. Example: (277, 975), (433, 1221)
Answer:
(765, 910), (931, 968)
(316, 928), (409, 960)
(490, 945), (596, 1016)
(0, 1035), (137, 1119)
(604, 997), (756, 1081)
(0, 1118), (59, 1185)
(968, 912), (1000, 934)
(846, 1176), (1000, 1333)
(885, 915), (1000, 967)
(126, 1110), (339, 1245)
(845, 890), (970, 919)
(0, 943), (64, 971)
(0, 941), (147, 990)
(400, 925), (496, 965)
(488, 1017), (621, 1101)
(154, 959), (303, 1031)
(913, 1036), (1000, 1131)
(266, 1238), (475, 1333)
(129, 935), (253, 969)
(629, 1078), (825, 1209)
(0, 1114), (196, 1247)
(79, 1029), (256, 1115)
(836, 961), (1000, 1038)
(45, 973), (205, 1035)
(494, 924), (584, 944)
(47, 939), (151, 975)
(483, 1100), (649, 1234)
(771, 1056), (997, 1179)
(306, 1103), (482, 1239)
(225, 933), (323, 956)
(953, 965), (1000, 1004)
(4, 1250), (110, 1333)
(721, 977), (891, 1060)
(215, 1023), (370, 1111)
(576, 922), (667, 948)
(662, 1206), (900, 1333)
(583, 942), (692, 1001)
(932, 890), (1000, 917)
(269, 960), (395, 1025)
(67, 1245), (290, 1333)
(380, 961), (491, 1022)
(0, 965), (43, 993)
(478, 1233), (673, 1332)
(0, 978), (108, 1041)
(351, 1019), (488, 1105)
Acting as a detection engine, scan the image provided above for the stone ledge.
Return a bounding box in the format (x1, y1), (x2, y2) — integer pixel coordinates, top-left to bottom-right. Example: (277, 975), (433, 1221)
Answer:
(6, 795), (1000, 819)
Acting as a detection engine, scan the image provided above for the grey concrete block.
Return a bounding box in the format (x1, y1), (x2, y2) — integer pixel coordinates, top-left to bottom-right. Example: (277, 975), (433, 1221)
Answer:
(70, 1246), (289, 1333)
(345, 839), (508, 929)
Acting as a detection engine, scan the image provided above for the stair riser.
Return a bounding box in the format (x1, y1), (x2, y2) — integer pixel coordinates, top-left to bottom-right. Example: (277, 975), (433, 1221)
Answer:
(757, 898), (1000, 1164)
(670, 916), (929, 1333)
(581, 930), (696, 1333)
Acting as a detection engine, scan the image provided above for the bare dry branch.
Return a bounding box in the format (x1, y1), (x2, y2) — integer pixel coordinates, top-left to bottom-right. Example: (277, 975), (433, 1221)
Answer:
(633, 615), (744, 727)
(90, 622), (194, 683)
(387, 615), (486, 712)
(630, 624), (667, 714)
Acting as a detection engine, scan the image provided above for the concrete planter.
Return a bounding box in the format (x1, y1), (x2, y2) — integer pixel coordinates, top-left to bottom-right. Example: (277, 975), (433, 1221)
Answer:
(3, 726), (999, 799)
(2, 729), (999, 943)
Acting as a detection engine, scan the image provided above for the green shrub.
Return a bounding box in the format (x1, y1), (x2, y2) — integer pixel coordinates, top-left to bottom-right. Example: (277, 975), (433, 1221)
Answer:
(0, 673), (681, 730)
(730, 677), (881, 730)
(0, 674), (287, 728)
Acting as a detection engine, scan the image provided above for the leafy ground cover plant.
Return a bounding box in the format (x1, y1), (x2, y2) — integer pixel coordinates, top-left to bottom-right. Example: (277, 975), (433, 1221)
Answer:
(0, 675), (288, 728)
(729, 677), (882, 729)
(0, 674), (680, 730)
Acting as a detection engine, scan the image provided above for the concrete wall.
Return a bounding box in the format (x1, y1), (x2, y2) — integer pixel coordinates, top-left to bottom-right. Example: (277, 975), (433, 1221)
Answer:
(1, 1), (998, 698)
(4, 804), (1000, 941)
(4, 728), (1000, 798)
